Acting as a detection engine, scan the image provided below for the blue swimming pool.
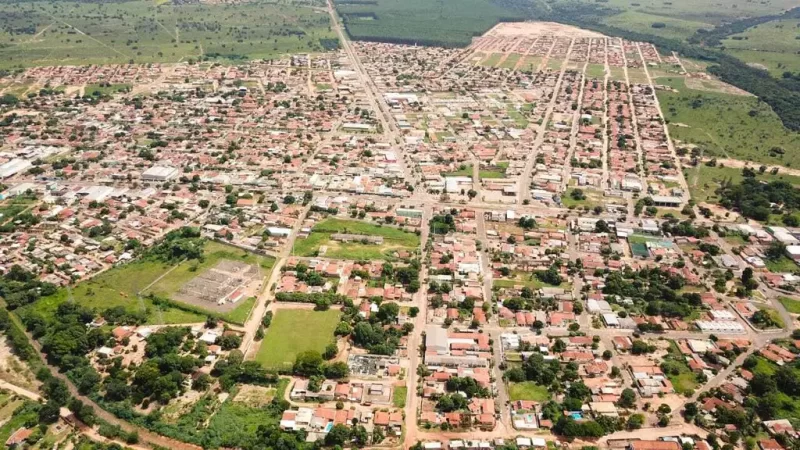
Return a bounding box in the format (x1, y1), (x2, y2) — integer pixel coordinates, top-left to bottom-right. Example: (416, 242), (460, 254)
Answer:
(570, 412), (583, 420)
(325, 422), (334, 433)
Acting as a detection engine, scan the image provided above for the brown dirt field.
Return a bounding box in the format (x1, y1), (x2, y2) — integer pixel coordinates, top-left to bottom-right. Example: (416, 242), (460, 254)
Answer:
(485, 22), (605, 38)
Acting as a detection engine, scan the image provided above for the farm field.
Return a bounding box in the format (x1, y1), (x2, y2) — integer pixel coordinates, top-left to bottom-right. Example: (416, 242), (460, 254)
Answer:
(335, 0), (523, 47)
(656, 76), (800, 167)
(255, 309), (340, 370)
(292, 218), (420, 260)
(26, 241), (273, 325)
(508, 382), (551, 402)
(0, 0), (336, 68)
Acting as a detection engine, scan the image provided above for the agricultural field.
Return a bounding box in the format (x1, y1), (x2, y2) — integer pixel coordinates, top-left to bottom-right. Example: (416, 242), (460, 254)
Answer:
(25, 241), (273, 325)
(721, 19), (800, 77)
(656, 76), (800, 167)
(292, 218), (420, 260)
(0, 0), (336, 69)
(507, 382), (551, 402)
(255, 309), (340, 370)
(335, 0), (523, 47)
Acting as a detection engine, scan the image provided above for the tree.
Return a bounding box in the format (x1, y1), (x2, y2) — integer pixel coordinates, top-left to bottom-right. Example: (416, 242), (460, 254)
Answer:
(325, 424), (351, 446)
(323, 343), (338, 360)
(595, 220), (610, 233)
(627, 414), (644, 430)
(467, 189), (477, 199)
(618, 388), (637, 408)
(377, 302), (400, 324)
(409, 307), (420, 318)
(293, 350), (323, 376)
(324, 361), (349, 379)
(765, 241), (787, 261)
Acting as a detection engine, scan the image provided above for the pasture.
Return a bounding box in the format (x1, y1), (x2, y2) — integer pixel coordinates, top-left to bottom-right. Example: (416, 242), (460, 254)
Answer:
(335, 0), (523, 47)
(254, 309), (340, 370)
(721, 19), (800, 77)
(656, 76), (800, 167)
(0, 0), (336, 68)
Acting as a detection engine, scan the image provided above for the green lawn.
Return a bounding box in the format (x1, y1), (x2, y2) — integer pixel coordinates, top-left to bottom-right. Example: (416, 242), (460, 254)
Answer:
(223, 297), (258, 325)
(765, 255), (799, 274)
(393, 385), (407, 408)
(291, 218), (420, 260)
(480, 162), (509, 179)
(508, 382), (551, 402)
(27, 241), (273, 325)
(779, 296), (800, 314)
(255, 309), (340, 370)
(443, 164), (473, 177)
(657, 76), (800, 167)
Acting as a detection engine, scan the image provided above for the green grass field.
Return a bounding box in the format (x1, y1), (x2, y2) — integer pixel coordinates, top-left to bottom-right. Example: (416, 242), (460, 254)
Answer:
(393, 385), (407, 407)
(721, 19), (800, 77)
(335, 0), (523, 47)
(147, 241), (274, 299)
(443, 165), (473, 177)
(765, 256), (800, 274)
(0, 0), (335, 68)
(255, 309), (340, 370)
(657, 76), (800, 167)
(27, 241), (273, 325)
(292, 218), (420, 260)
(508, 382), (551, 402)
(779, 296), (800, 314)
(601, 10), (712, 40)
(684, 165), (800, 205)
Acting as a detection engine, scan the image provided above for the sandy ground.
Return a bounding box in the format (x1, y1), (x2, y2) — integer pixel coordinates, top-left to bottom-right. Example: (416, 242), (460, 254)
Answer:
(484, 21), (605, 38)
(0, 338), (39, 392)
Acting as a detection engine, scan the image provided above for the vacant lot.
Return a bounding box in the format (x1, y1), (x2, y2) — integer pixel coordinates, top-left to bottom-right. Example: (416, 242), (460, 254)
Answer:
(657, 76), (800, 167)
(0, 0), (335, 68)
(292, 218), (420, 260)
(255, 309), (340, 370)
(508, 382), (551, 401)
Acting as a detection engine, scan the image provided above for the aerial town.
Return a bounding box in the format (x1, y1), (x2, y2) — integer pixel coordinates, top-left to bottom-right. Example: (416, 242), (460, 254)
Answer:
(0, 15), (800, 450)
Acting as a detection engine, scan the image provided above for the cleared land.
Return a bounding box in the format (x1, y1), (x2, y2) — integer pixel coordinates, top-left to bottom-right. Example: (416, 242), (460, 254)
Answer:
(657, 76), (800, 167)
(292, 218), (420, 260)
(0, 0), (336, 68)
(255, 309), (340, 370)
(27, 241), (273, 325)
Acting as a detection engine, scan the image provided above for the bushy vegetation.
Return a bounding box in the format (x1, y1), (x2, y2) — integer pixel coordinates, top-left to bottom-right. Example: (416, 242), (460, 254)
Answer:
(717, 177), (800, 221)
